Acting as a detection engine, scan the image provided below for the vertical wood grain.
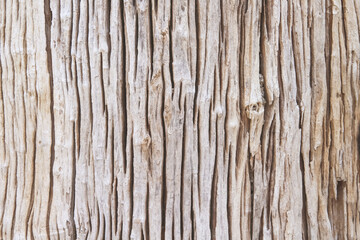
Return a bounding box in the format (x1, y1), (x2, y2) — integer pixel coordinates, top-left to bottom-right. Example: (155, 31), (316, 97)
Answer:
(0, 0), (360, 239)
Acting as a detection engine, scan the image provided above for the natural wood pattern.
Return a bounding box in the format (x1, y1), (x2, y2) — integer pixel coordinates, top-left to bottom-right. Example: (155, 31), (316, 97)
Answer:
(1, 0), (360, 239)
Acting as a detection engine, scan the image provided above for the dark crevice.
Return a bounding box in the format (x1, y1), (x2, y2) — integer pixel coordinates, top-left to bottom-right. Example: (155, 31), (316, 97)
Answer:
(129, 134), (134, 240)
(219, 0), (224, 41)
(120, 0), (128, 173)
(210, 116), (218, 239)
(102, 214), (106, 240)
(324, 0), (331, 151)
(134, 11), (139, 84)
(218, 48), (223, 102)
(74, 59), (81, 158)
(290, 5), (303, 111)
(212, 67), (216, 111)
(119, 215), (123, 240)
(106, 0), (111, 67)
(104, 105), (109, 150)
(68, 1), (74, 85)
(299, 149), (309, 240)
(190, 177), (194, 240)
(169, 0), (174, 97)
(208, 102), (212, 143)
(44, 0), (55, 238)
(91, 0), (95, 16)
(227, 148), (232, 240)
(161, 86), (167, 240)
(56, 225), (60, 239)
(172, 210), (175, 239)
(154, 0), (158, 15)
(180, 96), (187, 239)
(114, 178), (118, 235)
(148, 0), (154, 76)
(277, 22), (284, 146)
(259, 0), (267, 102)
(141, 227), (145, 240)
(266, 118), (276, 227)
(196, 112), (201, 206)
(8, 168), (17, 237)
(70, 123), (77, 240)
(193, 0), (200, 123)
(234, 126), (241, 173)
(28, 214), (35, 240)
(0, 60), (5, 176)
(109, 208), (113, 239)
(73, 0), (80, 53)
(25, 125), (37, 239)
(88, 203), (92, 232)
(358, 125), (360, 173)
(340, 1), (348, 56)
(243, 0), (249, 13)
(110, 122), (116, 235)
(249, 158), (254, 240)
(259, 209), (264, 239)
(309, 12), (313, 90)
(145, 182), (150, 240)
(94, 202), (100, 239)
(1, 167), (9, 238)
(86, 0), (93, 140)
(145, 69), (151, 145)
(99, 52), (107, 114)
(179, 81), (183, 110)
(238, 2), (246, 119)
(8, 1), (15, 103)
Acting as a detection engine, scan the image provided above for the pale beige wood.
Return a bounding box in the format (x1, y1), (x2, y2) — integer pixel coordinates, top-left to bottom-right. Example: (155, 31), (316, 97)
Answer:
(1, 0), (360, 239)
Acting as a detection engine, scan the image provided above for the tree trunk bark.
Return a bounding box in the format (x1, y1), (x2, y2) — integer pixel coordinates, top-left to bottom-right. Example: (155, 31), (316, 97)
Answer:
(1, 0), (360, 239)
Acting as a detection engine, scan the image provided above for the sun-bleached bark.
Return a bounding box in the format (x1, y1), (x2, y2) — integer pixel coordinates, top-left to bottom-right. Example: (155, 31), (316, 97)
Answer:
(1, 0), (360, 239)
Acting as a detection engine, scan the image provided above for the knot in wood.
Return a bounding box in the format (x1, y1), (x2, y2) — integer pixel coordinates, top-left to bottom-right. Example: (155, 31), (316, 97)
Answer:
(245, 102), (264, 119)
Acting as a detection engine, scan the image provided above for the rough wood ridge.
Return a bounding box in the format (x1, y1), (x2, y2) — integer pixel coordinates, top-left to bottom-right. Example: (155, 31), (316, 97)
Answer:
(1, 0), (360, 239)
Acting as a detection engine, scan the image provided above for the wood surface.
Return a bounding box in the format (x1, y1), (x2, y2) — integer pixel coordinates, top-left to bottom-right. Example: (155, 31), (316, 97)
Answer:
(0, 0), (360, 239)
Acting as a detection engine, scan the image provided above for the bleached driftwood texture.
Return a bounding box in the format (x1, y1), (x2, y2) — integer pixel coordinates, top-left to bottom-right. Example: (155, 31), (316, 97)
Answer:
(1, 0), (360, 239)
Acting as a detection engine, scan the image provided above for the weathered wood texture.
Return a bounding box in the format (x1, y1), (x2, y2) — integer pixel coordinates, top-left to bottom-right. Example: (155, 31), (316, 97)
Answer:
(1, 0), (360, 239)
